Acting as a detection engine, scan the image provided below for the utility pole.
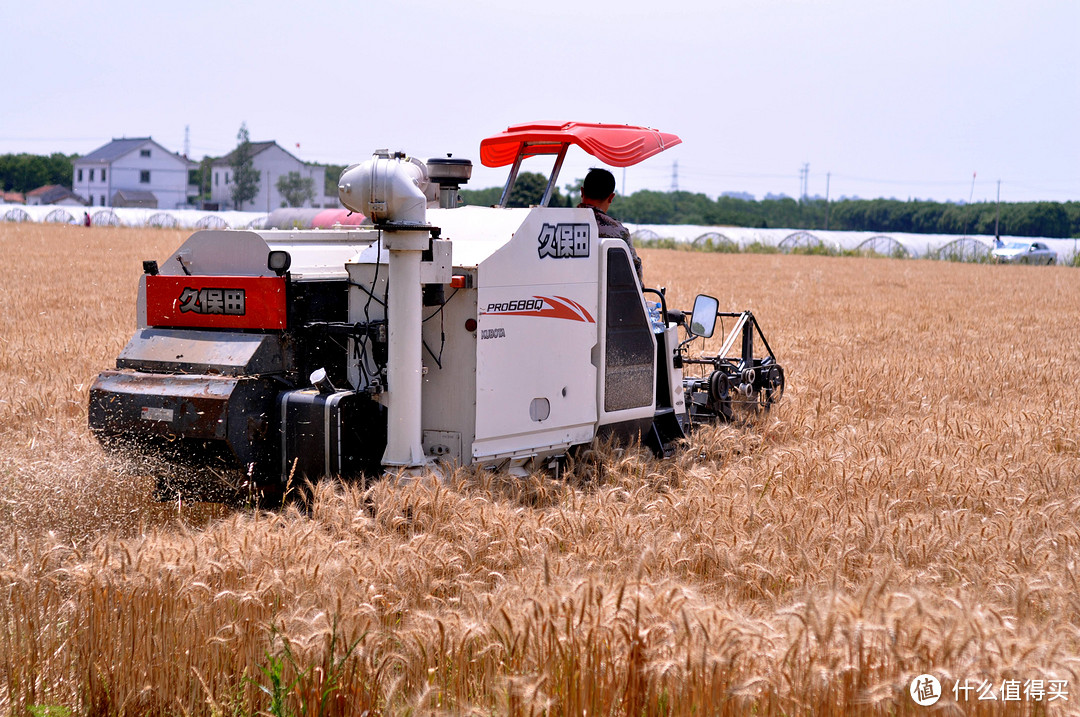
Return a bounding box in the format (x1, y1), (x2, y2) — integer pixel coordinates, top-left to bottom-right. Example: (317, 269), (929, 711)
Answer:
(994, 179), (1001, 240)
(184, 125), (190, 158)
(825, 171), (831, 230)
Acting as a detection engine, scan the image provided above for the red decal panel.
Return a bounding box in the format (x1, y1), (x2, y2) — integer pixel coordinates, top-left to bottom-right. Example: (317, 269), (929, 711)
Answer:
(146, 275), (287, 330)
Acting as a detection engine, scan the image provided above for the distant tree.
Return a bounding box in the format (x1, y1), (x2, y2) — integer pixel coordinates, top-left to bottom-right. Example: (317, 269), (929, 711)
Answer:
(910, 202), (948, 233)
(1064, 202), (1080, 237)
(276, 172), (315, 207)
(44, 153), (76, 188)
(548, 186), (572, 208)
(668, 191), (714, 225)
(459, 172), (569, 208)
(185, 156), (214, 205)
(613, 189), (674, 223)
(0, 153), (77, 193)
(1004, 202), (1070, 238)
(230, 123), (260, 210)
(507, 172), (551, 208)
(197, 156), (213, 203)
(452, 181), (1079, 238)
(458, 185), (502, 207)
(322, 163), (347, 198)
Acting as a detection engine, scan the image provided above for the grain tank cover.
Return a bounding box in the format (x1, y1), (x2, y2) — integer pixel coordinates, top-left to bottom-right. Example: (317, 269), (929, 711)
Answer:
(158, 229), (376, 281)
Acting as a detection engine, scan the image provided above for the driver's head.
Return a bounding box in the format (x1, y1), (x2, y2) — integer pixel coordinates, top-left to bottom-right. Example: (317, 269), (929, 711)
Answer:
(581, 168), (617, 204)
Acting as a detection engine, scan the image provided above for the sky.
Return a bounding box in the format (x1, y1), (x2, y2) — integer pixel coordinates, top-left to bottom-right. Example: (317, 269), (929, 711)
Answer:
(2, 0), (1078, 204)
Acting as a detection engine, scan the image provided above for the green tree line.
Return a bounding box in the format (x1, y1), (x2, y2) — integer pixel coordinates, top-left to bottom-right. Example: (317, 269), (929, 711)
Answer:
(463, 180), (1080, 239)
(459, 172), (573, 209)
(6, 150), (1079, 239)
(0, 153), (78, 194)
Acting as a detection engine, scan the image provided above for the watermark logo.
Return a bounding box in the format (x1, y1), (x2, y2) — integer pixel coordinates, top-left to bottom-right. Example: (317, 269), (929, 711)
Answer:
(910, 674), (942, 706)
(954, 678), (1068, 703)
(910, 675), (1069, 706)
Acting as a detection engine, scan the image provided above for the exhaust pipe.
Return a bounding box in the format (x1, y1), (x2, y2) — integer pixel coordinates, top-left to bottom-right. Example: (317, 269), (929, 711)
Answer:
(339, 153), (432, 469)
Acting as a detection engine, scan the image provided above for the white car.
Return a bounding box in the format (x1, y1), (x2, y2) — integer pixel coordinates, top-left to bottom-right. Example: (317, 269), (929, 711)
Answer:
(991, 241), (1057, 265)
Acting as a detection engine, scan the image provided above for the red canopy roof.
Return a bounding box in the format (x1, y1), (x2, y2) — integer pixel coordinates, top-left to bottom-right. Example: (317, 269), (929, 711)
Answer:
(479, 121), (681, 168)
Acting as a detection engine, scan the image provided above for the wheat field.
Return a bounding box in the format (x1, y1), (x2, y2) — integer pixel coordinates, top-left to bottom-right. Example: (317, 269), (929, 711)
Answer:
(2, 223), (1079, 716)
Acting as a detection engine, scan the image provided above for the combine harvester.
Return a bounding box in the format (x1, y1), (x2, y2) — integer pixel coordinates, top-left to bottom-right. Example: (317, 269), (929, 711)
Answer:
(89, 122), (785, 501)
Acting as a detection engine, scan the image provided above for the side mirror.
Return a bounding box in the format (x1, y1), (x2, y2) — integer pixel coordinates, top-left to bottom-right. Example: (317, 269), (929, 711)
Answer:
(689, 294), (719, 338)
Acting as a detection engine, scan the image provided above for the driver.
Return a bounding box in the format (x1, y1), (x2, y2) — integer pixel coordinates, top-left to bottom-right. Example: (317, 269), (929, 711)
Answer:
(578, 168), (642, 282)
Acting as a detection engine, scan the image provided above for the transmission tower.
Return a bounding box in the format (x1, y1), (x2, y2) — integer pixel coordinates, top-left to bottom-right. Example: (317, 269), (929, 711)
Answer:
(670, 160), (679, 193)
(799, 162), (809, 201)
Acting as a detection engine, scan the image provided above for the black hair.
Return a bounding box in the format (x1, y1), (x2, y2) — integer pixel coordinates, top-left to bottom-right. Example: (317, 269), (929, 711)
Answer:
(582, 168), (616, 200)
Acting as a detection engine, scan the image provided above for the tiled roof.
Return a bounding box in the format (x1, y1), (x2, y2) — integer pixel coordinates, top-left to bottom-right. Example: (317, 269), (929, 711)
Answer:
(79, 137), (195, 166)
(28, 185), (84, 204)
(113, 189), (157, 202)
(210, 141), (291, 166)
(80, 138), (153, 162)
(27, 184), (64, 196)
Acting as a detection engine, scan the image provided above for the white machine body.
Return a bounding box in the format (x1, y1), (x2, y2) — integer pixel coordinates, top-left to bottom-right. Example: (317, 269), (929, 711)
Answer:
(344, 197), (658, 471)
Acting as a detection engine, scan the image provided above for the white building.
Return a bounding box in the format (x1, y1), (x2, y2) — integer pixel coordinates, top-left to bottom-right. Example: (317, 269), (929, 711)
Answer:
(73, 138), (197, 209)
(210, 141), (337, 211)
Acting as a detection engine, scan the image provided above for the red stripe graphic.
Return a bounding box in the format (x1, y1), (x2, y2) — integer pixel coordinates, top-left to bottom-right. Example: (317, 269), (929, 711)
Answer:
(555, 295), (595, 323)
(480, 295), (596, 323)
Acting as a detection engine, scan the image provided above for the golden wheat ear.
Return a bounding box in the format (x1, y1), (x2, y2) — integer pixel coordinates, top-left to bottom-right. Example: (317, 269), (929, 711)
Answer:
(4, 230), (1078, 716)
